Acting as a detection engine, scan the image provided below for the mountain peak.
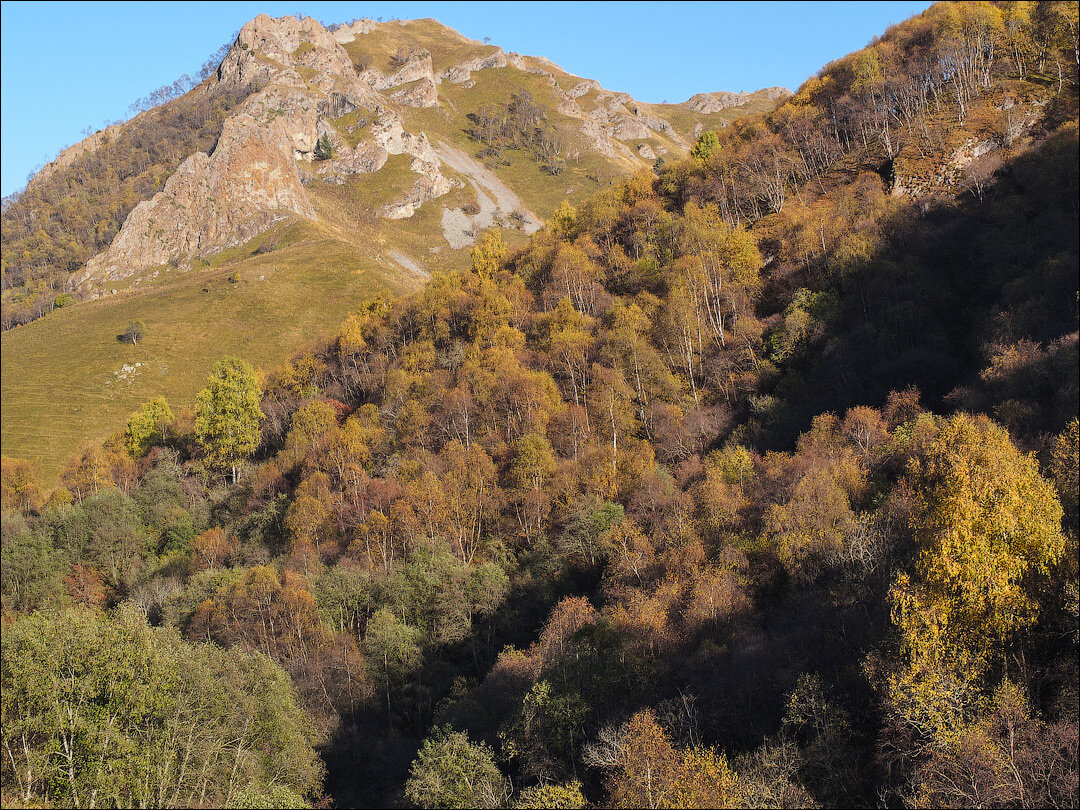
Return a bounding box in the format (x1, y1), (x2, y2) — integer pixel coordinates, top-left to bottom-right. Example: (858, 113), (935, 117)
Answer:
(218, 13), (355, 87)
(17, 12), (785, 299)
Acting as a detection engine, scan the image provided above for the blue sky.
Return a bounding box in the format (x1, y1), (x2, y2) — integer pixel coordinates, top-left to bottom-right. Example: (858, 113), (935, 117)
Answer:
(0, 1), (932, 196)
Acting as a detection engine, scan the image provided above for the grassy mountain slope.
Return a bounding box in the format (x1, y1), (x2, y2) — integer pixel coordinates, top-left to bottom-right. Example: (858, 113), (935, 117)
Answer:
(2, 15), (781, 479)
(2, 3), (1078, 808)
(1, 220), (417, 476)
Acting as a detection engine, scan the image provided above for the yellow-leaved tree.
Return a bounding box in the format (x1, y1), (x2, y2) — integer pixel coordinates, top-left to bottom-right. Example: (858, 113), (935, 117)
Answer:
(195, 357), (263, 484)
(886, 413), (1065, 744)
(586, 709), (740, 809)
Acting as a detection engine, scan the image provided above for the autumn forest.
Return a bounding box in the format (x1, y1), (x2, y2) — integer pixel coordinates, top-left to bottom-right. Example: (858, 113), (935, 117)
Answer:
(2, 2), (1078, 808)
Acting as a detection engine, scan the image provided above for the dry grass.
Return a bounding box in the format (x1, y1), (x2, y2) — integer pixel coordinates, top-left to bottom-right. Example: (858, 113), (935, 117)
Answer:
(2, 20), (768, 480)
(1, 219), (414, 480)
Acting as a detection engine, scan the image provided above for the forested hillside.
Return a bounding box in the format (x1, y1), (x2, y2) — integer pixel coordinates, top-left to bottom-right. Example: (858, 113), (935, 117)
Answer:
(2, 2), (1078, 808)
(1, 13), (779, 477)
(0, 65), (252, 329)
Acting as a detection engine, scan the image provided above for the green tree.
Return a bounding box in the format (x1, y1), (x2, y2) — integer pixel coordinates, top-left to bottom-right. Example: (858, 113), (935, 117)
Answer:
(405, 725), (509, 809)
(691, 130), (720, 162)
(314, 132), (333, 160)
(1, 606), (323, 808)
(363, 608), (422, 719)
(195, 358), (263, 484)
(125, 396), (175, 457)
(0, 512), (66, 613)
(120, 320), (147, 346)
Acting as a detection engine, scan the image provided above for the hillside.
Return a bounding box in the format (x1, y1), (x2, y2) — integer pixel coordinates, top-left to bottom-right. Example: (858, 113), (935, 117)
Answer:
(1, 2), (1078, 808)
(1, 14), (785, 478)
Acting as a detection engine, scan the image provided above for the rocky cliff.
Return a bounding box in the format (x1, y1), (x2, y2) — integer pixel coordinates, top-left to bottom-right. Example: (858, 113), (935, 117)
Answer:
(76, 14), (788, 288)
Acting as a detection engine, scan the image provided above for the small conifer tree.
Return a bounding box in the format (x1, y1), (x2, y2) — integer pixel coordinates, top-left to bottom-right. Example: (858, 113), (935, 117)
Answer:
(314, 133), (333, 160)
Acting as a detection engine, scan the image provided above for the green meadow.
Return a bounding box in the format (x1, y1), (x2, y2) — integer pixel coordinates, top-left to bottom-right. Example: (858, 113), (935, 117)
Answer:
(1, 219), (422, 480)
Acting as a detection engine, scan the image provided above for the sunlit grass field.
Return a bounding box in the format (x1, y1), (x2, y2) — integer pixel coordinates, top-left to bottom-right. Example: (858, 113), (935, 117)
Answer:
(1, 219), (422, 481)
(2, 19), (736, 481)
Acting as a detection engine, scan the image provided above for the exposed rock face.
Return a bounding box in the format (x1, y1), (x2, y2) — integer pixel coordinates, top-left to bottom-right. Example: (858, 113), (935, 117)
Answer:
(892, 134), (1014, 198)
(507, 52), (551, 74)
(563, 83), (691, 155)
(683, 87), (791, 113)
(372, 51), (435, 91)
(332, 19), (377, 43)
(384, 170), (456, 219)
(370, 111), (439, 164)
(579, 118), (616, 157)
(391, 78), (439, 108)
(612, 116), (653, 140)
(567, 80), (600, 99)
(79, 85), (318, 284)
(74, 13), (775, 289)
(218, 14), (354, 86)
(317, 141), (388, 183)
(684, 91), (748, 113)
(637, 114), (674, 135)
(443, 49), (509, 83)
(80, 15), (458, 286)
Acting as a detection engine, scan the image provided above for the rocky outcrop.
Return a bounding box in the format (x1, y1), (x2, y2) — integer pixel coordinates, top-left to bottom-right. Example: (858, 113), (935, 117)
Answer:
(316, 105), (449, 186)
(373, 51), (435, 91)
(636, 113), (675, 136)
(683, 87), (791, 113)
(79, 15), (460, 286)
(685, 91), (749, 113)
(440, 48), (553, 85)
(390, 78), (439, 108)
(612, 116), (652, 140)
(509, 52), (557, 74)
(556, 99), (582, 118)
(442, 49), (509, 83)
(370, 111), (439, 164)
(385, 171), (456, 219)
(79, 84), (319, 284)
(558, 83), (689, 153)
(74, 12), (776, 290)
(218, 14), (355, 87)
(317, 141), (388, 183)
(332, 19), (377, 43)
(567, 80), (600, 99)
(892, 136), (1008, 198)
(579, 118), (616, 158)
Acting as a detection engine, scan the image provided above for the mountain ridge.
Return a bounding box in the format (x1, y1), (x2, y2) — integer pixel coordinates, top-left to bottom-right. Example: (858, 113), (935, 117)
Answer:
(1, 12), (788, 475)
(1, 3), (1076, 808)
(66, 13), (789, 291)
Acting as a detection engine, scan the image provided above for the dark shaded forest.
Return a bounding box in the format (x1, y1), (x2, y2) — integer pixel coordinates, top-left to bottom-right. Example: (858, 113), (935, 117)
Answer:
(2, 2), (1078, 808)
